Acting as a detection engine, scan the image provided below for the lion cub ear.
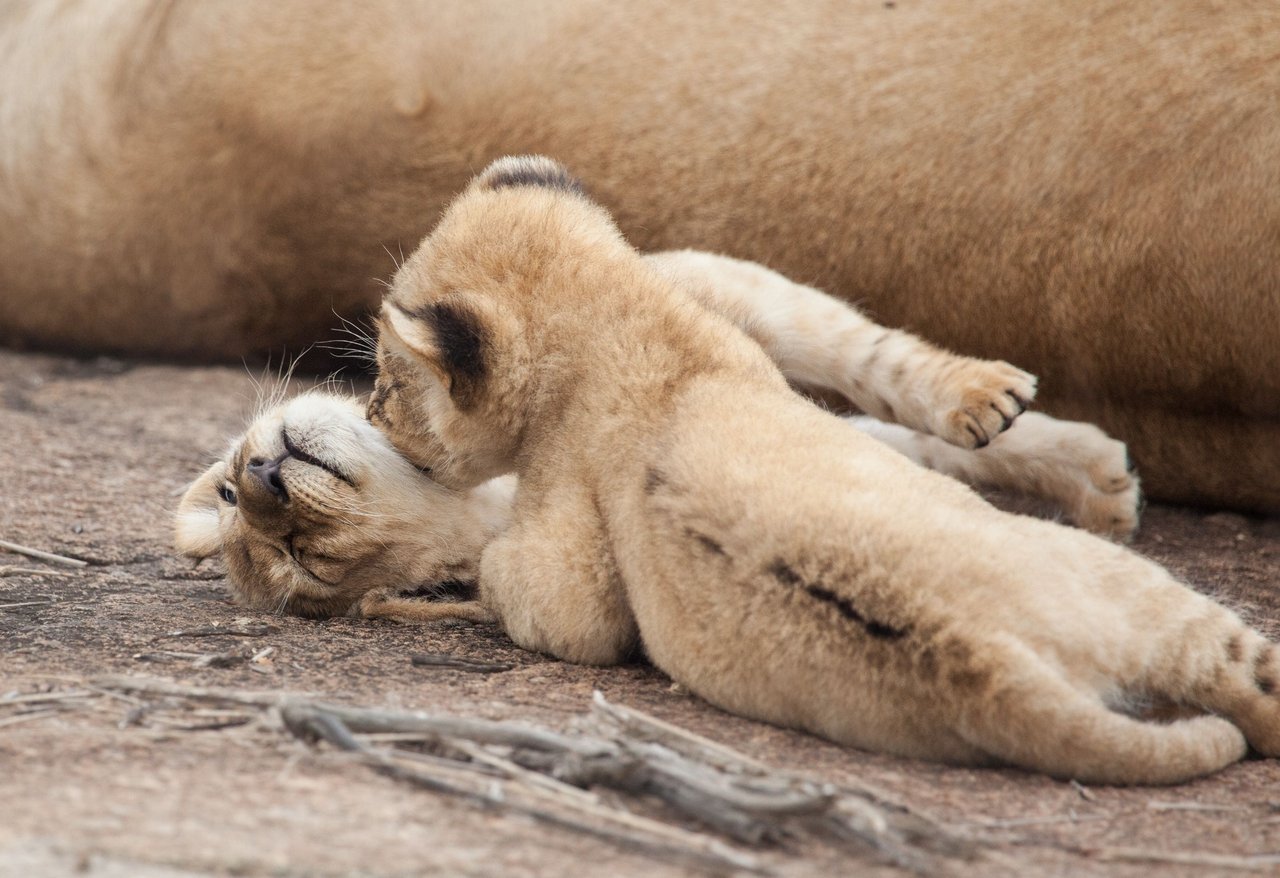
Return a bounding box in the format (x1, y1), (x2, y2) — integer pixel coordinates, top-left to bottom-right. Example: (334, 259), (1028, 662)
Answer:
(174, 461), (228, 558)
(380, 298), (491, 410)
(471, 155), (585, 197)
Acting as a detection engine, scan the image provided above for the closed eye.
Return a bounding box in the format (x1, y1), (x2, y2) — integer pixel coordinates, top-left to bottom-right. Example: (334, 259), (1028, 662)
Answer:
(282, 429), (355, 486)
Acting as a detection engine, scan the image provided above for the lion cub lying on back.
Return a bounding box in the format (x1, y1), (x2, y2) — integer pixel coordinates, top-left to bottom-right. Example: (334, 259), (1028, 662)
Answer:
(366, 156), (1280, 785)
(177, 256), (1139, 618)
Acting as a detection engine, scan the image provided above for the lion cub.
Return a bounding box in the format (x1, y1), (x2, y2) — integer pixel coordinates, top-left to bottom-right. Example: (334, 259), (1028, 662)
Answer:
(368, 156), (1280, 784)
(175, 391), (510, 621)
(177, 260), (1139, 618)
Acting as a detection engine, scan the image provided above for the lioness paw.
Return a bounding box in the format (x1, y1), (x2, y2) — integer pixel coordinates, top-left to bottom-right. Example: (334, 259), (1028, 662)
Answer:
(936, 360), (1037, 449)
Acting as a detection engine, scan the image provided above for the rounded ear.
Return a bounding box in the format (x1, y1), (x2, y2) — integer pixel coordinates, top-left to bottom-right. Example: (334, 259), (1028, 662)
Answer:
(174, 461), (228, 558)
(471, 155), (585, 197)
(379, 297), (491, 410)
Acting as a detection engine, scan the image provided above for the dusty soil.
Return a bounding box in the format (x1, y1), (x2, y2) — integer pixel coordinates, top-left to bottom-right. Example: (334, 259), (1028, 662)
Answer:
(2, 348), (1278, 877)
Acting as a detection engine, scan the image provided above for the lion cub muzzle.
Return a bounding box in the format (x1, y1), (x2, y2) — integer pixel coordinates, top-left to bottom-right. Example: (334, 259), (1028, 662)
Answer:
(246, 451), (289, 500)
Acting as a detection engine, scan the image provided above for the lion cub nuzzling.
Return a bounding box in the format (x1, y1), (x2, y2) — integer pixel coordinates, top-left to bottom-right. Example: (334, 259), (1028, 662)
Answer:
(177, 249), (1140, 620)
(369, 156), (1280, 785)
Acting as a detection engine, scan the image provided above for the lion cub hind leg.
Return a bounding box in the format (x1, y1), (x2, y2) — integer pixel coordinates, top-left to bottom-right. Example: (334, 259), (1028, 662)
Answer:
(1131, 605), (1280, 759)
(959, 643), (1247, 784)
(479, 484), (639, 666)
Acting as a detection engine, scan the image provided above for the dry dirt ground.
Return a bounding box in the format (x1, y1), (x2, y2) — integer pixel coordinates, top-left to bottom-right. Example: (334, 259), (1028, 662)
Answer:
(2, 348), (1279, 878)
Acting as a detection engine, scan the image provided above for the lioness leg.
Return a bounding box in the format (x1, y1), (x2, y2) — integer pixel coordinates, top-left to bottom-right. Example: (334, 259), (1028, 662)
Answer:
(651, 249), (1036, 449)
(848, 412), (1141, 538)
(479, 483), (638, 665)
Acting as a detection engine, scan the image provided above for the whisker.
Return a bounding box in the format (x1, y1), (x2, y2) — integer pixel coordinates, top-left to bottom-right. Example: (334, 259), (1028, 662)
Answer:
(382, 243), (402, 271)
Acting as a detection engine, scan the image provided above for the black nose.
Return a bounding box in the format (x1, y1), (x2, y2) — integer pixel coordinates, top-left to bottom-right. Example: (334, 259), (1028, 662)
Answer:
(247, 453), (289, 499)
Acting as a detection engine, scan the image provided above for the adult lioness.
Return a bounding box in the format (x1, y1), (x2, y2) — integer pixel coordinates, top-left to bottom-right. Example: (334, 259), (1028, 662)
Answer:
(364, 156), (1280, 784)
(177, 247), (1137, 618)
(2, 1), (1277, 510)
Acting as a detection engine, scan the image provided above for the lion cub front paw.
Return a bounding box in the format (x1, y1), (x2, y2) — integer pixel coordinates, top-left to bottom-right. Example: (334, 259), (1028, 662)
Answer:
(934, 360), (1038, 449)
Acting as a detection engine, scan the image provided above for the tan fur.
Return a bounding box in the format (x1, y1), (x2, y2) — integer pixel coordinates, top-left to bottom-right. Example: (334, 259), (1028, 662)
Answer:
(2, 1), (1277, 510)
(178, 249), (1138, 616)
(368, 157), (1280, 784)
(175, 391), (508, 621)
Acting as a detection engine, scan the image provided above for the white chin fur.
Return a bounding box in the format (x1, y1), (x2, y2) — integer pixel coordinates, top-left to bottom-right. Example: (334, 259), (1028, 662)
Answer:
(280, 391), (416, 481)
(174, 507), (223, 558)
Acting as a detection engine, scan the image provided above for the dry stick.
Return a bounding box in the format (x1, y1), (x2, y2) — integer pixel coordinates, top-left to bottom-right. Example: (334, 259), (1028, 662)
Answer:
(589, 691), (960, 864)
(317, 702), (610, 757)
(93, 675), (309, 707)
(282, 703), (764, 876)
(1145, 800), (1250, 813)
(590, 690), (770, 773)
(437, 737), (770, 864)
(93, 678), (960, 872)
(0, 567), (76, 578)
(1069, 780), (1098, 802)
(0, 690), (96, 706)
(591, 692), (910, 811)
(411, 653), (515, 673)
(0, 539), (88, 568)
(965, 813), (1114, 831)
(93, 676), (596, 755)
(1088, 846), (1280, 872)
(158, 623), (275, 639)
(0, 600), (56, 610)
(448, 738), (607, 809)
(0, 708), (62, 729)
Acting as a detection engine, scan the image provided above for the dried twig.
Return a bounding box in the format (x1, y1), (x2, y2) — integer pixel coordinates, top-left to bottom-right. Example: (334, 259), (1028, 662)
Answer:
(280, 702), (764, 875)
(147, 713), (256, 732)
(589, 690), (771, 773)
(0, 567), (76, 578)
(963, 813), (1112, 831)
(586, 690), (960, 863)
(1145, 800), (1249, 813)
(0, 708), (61, 728)
(1088, 846), (1280, 871)
(0, 600), (56, 610)
(0, 539), (88, 568)
(157, 621), (276, 639)
(91, 676), (967, 874)
(0, 690), (96, 706)
(92, 676), (308, 706)
(411, 653), (514, 673)
(1070, 780), (1097, 802)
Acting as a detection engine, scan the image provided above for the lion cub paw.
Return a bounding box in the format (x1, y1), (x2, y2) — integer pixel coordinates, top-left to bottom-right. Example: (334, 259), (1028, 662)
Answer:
(1066, 431), (1142, 540)
(934, 360), (1037, 449)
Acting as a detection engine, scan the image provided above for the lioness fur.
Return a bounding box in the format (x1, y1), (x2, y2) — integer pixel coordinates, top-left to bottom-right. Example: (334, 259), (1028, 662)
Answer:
(178, 250), (1139, 618)
(2, 1), (1277, 510)
(367, 157), (1280, 784)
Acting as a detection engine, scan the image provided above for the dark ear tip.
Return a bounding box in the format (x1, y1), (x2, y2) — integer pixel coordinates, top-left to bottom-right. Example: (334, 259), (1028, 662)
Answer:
(475, 155), (585, 196)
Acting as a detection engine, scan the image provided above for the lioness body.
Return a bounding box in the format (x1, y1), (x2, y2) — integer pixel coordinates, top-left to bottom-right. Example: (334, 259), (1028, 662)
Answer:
(3, 1), (1278, 508)
(371, 157), (1280, 784)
